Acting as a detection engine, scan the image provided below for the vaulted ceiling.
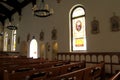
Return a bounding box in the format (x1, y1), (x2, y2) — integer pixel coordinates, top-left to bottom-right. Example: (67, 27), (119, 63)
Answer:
(0, 0), (36, 25)
(0, 0), (61, 26)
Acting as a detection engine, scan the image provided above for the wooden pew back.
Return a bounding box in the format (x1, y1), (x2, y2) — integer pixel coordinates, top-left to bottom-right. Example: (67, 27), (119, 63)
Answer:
(83, 61), (105, 80)
(47, 61), (105, 80)
(109, 71), (120, 80)
(3, 62), (85, 80)
(50, 69), (84, 80)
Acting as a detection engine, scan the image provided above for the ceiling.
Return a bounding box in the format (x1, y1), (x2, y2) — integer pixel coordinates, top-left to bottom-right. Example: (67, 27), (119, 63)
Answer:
(0, 0), (61, 26)
(0, 0), (36, 25)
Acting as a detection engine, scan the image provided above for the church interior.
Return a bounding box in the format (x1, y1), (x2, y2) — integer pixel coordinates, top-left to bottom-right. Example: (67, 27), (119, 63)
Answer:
(0, 0), (120, 80)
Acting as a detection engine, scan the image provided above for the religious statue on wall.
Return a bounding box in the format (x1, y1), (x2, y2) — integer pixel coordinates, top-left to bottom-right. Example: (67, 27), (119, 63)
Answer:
(40, 30), (44, 41)
(110, 12), (120, 32)
(51, 28), (57, 40)
(46, 42), (50, 52)
(91, 17), (100, 34)
(27, 33), (30, 42)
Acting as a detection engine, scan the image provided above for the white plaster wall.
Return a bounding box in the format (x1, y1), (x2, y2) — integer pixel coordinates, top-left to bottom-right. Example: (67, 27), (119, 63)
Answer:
(10, 0), (120, 56)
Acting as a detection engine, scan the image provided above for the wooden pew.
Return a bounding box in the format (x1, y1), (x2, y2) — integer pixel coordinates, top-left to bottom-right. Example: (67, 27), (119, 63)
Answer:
(0, 58), (42, 66)
(59, 61), (85, 74)
(83, 61), (105, 80)
(43, 62), (85, 79)
(3, 61), (85, 80)
(48, 69), (84, 80)
(45, 61), (105, 80)
(1, 59), (68, 80)
(0, 56), (48, 80)
(2, 60), (67, 73)
(109, 71), (120, 80)
(1, 58), (70, 68)
(4, 60), (104, 80)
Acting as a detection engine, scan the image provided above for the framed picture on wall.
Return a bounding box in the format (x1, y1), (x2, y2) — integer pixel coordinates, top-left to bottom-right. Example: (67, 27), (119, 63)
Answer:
(110, 12), (120, 32)
(91, 17), (99, 34)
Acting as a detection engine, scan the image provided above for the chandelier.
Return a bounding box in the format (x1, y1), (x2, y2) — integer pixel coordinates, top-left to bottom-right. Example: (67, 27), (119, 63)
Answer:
(6, 22), (18, 30)
(32, 0), (54, 17)
(7, 25), (17, 30)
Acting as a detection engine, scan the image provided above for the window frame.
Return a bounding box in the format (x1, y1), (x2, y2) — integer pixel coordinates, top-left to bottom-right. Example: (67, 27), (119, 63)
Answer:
(70, 5), (87, 51)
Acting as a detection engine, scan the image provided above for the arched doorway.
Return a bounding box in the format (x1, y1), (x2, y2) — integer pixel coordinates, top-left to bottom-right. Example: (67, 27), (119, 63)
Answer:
(29, 38), (38, 59)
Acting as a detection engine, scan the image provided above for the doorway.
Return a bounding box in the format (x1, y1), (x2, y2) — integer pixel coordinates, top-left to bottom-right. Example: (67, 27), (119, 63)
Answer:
(29, 39), (38, 58)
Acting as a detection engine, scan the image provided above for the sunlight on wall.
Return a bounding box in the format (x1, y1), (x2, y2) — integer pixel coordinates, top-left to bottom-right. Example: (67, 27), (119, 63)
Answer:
(40, 43), (45, 58)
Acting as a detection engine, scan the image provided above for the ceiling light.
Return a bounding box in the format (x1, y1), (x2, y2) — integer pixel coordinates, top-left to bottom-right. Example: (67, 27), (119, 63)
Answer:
(6, 22), (18, 30)
(32, 0), (54, 17)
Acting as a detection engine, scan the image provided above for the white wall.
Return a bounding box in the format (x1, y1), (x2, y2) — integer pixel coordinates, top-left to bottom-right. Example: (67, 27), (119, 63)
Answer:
(4, 0), (120, 56)
(83, 0), (120, 52)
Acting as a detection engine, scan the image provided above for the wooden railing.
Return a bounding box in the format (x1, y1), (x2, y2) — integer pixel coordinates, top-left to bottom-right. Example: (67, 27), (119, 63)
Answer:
(57, 52), (120, 74)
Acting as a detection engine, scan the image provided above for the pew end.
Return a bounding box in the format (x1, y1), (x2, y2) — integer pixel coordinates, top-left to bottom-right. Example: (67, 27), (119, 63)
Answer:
(109, 71), (120, 80)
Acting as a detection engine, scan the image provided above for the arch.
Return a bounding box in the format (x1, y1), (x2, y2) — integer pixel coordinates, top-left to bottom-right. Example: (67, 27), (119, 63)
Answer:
(112, 55), (118, 63)
(69, 4), (87, 51)
(98, 55), (103, 62)
(29, 38), (38, 59)
(86, 55), (90, 62)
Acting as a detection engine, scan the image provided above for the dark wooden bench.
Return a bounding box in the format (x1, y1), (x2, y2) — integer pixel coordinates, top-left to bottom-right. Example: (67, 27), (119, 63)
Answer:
(45, 61), (105, 80)
(109, 71), (120, 80)
(0, 58), (69, 80)
(3, 61), (85, 80)
(83, 62), (105, 80)
(49, 69), (84, 80)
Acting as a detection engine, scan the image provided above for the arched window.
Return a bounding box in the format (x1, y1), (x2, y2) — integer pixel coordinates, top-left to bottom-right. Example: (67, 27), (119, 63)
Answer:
(11, 30), (16, 51)
(29, 38), (38, 59)
(70, 4), (87, 51)
(3, 32), (8, 51)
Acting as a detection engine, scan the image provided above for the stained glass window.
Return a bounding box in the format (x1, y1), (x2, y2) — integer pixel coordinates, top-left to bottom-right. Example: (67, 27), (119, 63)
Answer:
(70, 5), (87, 51)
